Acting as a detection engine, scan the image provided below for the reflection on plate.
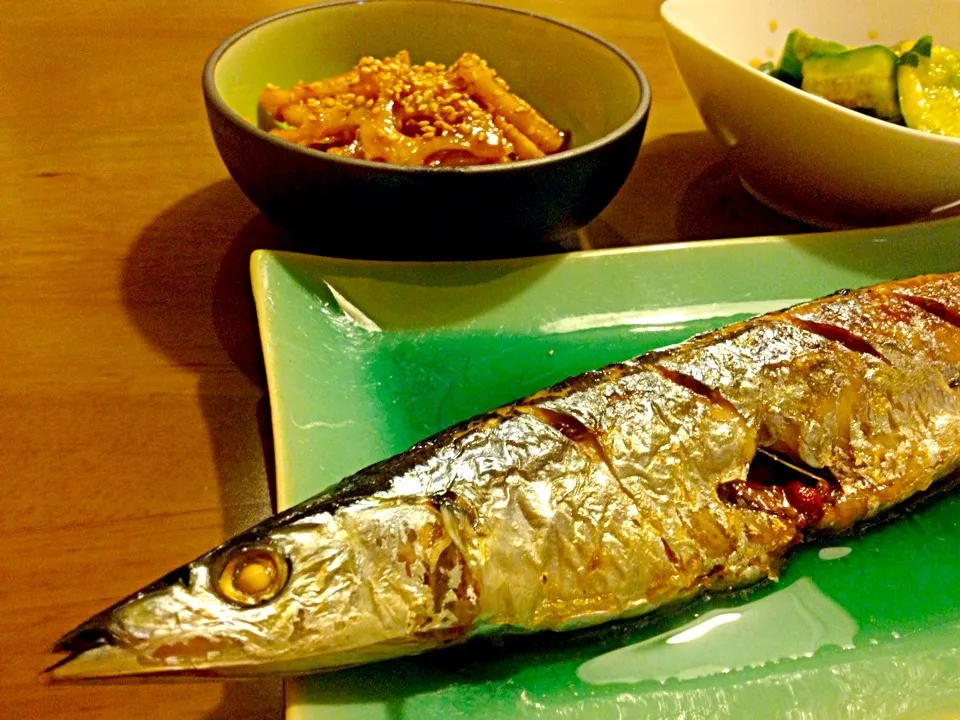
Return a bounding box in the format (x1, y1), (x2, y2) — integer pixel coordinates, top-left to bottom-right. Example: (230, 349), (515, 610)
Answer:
(251, 217), (960, 720)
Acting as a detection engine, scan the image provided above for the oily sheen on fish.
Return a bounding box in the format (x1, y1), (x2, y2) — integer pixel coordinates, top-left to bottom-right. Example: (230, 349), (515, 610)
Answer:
(45, 272), (960, 682)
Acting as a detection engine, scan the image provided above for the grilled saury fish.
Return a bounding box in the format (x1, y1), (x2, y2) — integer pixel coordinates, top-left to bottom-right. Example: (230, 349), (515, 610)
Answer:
(45, 272), (960, 682)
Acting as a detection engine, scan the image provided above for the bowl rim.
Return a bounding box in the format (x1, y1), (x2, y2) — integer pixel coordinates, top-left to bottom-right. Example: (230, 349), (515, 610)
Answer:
(660, 0), (960, 148)
(202, 0), (652, 174)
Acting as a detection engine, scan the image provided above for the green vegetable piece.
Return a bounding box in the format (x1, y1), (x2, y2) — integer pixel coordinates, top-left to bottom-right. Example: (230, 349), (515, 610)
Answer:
(898, 42), (960, 138)
(776, 29), (848, 85)
(757, 61), (776, 75)
(899, 35), (934, 68)
(801, 45), (903, 123)
(256, 103), (296, 133)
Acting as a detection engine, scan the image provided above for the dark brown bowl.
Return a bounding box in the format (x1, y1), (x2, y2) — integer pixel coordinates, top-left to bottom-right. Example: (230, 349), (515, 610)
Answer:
(203, 0), (650, 259)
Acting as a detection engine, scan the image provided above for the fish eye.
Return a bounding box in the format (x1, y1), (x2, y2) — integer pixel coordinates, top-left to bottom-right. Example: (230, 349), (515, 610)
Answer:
(215, 545), (289, 607)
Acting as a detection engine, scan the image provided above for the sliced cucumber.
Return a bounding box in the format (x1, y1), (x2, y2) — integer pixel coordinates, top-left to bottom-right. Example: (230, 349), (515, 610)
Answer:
(776, 29), (848, 85)
(898, 38), (960, 138)
(801, 45), (902, 123)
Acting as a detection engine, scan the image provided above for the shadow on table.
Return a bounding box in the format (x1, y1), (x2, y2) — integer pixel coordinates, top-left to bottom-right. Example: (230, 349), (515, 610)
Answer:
(122, 179), (282, 533)
(585, 131), (812, 249)
(122, 179), (287, 720)
(591, 130), (960, 278)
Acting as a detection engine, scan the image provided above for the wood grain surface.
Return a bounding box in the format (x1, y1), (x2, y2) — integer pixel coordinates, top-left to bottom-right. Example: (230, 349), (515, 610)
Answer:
(1, 2), (812, 718)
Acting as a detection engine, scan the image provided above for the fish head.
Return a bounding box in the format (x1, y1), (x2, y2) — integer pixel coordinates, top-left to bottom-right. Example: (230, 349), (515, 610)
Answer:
(43, 497), (481, 682)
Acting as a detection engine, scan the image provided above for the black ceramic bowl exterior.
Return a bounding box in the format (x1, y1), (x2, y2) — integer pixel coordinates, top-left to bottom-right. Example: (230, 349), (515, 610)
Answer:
(203, 1), (651, 259)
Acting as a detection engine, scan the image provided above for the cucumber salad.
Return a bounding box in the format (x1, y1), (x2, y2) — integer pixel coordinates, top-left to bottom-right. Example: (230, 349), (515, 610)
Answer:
(758, 30), (960, 138)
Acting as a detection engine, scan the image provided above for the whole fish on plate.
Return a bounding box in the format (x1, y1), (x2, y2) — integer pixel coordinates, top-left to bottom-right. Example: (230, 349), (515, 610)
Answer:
(44, 272), (960, 682)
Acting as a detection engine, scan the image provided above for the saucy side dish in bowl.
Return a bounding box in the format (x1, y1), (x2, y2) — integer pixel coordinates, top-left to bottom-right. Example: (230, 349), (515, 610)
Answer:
(660, 0), (960, 229)
(259, 51), (570, 165)
(203, 0), (650, 259)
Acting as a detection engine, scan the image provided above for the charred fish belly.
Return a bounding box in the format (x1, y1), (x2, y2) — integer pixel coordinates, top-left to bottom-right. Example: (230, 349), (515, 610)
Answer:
(45, 272), (960, 681)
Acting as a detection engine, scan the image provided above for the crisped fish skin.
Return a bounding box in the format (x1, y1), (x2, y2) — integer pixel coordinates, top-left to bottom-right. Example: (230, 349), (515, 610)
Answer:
(791, 288), (960, 381)
(46, 272), (960, 682)
(657, 285), (960, 531)
(491, 368), (791, 630)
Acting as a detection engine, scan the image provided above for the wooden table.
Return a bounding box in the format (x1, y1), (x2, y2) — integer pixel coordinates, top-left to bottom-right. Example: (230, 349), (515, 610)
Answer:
(1, 2), (812, 718)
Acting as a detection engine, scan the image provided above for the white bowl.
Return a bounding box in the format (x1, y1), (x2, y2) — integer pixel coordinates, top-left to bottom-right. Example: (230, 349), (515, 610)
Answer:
(661, 0), (960, 228)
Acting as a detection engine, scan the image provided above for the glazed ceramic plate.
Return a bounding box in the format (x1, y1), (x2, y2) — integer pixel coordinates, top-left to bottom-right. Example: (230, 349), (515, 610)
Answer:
(251, 218), (960, 720)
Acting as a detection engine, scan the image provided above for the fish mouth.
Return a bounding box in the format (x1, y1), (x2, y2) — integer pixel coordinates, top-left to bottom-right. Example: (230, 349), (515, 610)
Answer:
(41, 623), (246, 684)
(41, 601), (253, 684)
(42, 645), (164, 685)
(42, 622), (162, 684)
(39, 563), (217, 684)
(41, 646), (243, 684)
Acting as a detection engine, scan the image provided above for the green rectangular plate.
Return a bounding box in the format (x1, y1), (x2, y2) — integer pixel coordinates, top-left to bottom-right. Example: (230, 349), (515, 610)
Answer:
(251, 218), (960, 720)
